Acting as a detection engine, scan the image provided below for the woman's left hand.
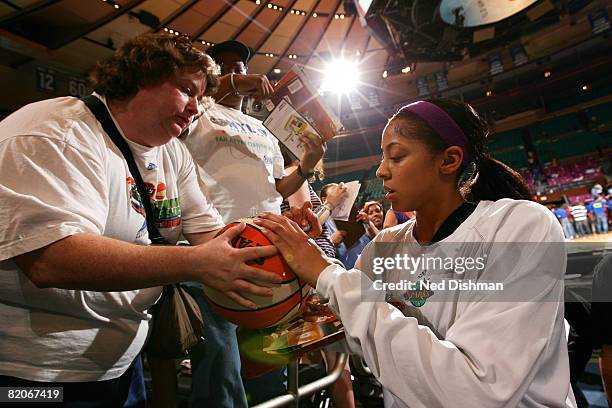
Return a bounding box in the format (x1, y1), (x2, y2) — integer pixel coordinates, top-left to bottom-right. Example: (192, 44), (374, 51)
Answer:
(253, 212), (332, 287)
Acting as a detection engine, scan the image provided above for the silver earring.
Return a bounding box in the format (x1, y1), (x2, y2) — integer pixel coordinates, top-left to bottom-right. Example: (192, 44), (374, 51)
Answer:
(457, 161), (477, 189)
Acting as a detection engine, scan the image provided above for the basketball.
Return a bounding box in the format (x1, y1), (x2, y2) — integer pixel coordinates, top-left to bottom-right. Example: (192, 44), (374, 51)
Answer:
(202, 219), (310, 329)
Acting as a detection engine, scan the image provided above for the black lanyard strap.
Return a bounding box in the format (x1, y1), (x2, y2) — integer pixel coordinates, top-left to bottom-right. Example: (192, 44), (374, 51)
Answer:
(81, 95), (166, 244)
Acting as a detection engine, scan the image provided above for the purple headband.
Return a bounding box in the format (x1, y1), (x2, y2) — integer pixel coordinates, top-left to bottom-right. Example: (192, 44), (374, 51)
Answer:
(396, 101), (473, 166)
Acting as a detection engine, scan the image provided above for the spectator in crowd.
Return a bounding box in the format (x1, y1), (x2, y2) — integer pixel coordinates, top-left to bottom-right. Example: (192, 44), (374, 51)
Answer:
(591, 254), (612, 405)
(180, 39), (325, 407)
(591, 183), (604, 198)
(570, 201), (591, 237)
(0, 33), (282, 407)
(320, 183), (350, 255)
(319, 183), (350, 214)
(335, 201), (384, 269)
(553, 204), (576, 239)
(383, 208), (413, 229)
(587, 194), (609, 234)
(607, 192), (612, 229)
(567, 251), (612, 407)
(564, 203), (573, 219)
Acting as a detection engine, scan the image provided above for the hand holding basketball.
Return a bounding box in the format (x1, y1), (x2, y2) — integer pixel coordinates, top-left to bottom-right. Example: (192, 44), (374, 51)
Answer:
(193, 222), (281, 309)
(253, 213), (332, 287)
(203, 220), (311, 328)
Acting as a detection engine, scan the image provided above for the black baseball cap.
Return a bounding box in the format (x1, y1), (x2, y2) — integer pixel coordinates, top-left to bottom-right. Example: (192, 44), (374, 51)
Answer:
(207, 40), (251, 63)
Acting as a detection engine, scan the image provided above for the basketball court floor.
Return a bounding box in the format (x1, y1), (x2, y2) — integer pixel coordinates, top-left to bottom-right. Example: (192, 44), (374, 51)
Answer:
(574, 232), (612, 243)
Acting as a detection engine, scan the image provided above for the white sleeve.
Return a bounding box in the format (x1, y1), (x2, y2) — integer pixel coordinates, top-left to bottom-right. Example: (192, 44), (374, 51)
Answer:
(316, 205), (569, 407)
(0, 136), (109, 261)
(174, 141), (224, 234)
(272, 139), (285, 179)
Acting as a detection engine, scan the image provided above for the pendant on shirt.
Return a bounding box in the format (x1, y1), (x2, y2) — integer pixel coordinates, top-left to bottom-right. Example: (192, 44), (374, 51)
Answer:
(146, 162), (157, 170)
(385, 279), (434, 310)
(404, 279), (434, 308)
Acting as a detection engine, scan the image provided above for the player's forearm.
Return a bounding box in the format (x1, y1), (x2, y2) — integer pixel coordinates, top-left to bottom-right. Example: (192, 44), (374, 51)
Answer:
(13, 233), (200, 291)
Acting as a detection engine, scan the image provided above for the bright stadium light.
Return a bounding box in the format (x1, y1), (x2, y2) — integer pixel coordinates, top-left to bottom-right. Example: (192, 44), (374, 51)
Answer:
(321, 58), (360, 94)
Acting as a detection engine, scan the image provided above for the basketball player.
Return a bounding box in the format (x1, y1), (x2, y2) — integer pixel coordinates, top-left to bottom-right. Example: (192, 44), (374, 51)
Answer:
(254, 99), (576, 407)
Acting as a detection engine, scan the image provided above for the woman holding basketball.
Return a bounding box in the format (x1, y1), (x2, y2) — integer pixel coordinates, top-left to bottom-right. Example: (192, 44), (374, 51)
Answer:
(254, 99), (575, 407)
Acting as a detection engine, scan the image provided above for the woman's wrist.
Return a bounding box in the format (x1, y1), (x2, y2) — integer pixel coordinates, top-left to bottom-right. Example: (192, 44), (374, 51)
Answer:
(310, 258), (334, 288)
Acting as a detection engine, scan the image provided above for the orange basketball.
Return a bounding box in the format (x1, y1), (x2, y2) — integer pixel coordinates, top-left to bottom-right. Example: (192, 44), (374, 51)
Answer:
(203, 219), (310, 329)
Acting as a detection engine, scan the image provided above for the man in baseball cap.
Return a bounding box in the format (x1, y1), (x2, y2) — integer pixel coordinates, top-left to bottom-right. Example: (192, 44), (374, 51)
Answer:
(205, 39), (275, 102)
(207, 40), (251, 64)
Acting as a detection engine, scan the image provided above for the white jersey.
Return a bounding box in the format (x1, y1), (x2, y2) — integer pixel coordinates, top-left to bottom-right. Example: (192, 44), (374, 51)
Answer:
(182, 103), (284, 223)
(316, 199), (575, 407)
(0, 95), (223, 382)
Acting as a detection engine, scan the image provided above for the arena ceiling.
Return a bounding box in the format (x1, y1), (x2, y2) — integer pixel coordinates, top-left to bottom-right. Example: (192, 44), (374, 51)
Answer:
(0, 0), (609, 175)
(0, 0), (381, 81)
(1, 0), (609, 167)
(1, 0), (608, 92)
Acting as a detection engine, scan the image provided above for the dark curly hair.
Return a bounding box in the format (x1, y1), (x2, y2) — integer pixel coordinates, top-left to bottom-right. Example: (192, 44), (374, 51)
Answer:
(391, 98), (532, 202)
(89, 33), (219, 101)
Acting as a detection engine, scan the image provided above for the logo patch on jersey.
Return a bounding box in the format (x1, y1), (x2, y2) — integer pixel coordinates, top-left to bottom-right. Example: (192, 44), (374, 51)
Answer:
(404, 280), (434, 308)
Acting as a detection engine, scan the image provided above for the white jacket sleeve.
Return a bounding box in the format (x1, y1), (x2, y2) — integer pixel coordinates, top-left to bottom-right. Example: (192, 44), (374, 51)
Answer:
(316, 204), (570, 407)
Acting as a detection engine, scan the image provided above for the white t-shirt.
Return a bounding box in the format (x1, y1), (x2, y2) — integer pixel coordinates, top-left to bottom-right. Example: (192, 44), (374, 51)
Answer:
(316, 199), (576, 407)
(182, 103), (284, 223)
(0, 95), (223, 382)
(569, 205), (588, 222)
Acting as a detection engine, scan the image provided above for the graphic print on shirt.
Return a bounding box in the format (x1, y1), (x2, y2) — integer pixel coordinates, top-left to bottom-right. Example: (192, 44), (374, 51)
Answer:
(127, 177), (148, 239)
(209, 114), (276, 156)
(127, 177), (182, 235)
